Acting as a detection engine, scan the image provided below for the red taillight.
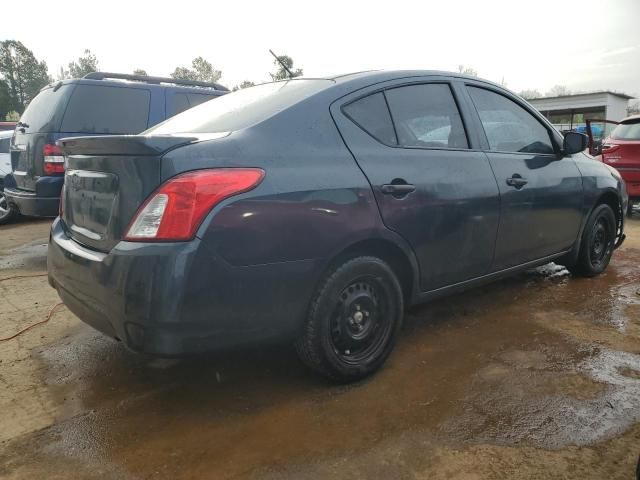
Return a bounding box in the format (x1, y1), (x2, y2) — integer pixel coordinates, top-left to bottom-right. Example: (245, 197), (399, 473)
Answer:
(43, 143), (65, 175)
(124, 168), (265, 242)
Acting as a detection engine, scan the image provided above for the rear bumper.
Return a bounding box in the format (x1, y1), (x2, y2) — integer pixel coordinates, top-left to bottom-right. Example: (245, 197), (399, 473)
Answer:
(47, 218), (318, 355)
(4, 175), (63, 217)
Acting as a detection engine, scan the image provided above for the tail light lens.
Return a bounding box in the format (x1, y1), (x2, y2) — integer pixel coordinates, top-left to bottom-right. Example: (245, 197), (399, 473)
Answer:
(124, 168), (265, 242)
(43, 144), (65, 175)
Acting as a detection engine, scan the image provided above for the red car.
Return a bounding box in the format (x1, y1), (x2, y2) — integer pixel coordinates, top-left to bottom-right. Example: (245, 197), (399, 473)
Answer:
(0, 121), (17, 132)
(589, 115), (640, 216)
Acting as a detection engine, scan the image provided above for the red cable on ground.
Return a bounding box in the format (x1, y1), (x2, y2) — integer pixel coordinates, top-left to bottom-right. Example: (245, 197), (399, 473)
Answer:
(0, 273), (65, 342)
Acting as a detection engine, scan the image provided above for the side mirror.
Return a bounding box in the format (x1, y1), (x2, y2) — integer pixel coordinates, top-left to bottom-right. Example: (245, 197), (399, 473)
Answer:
(563, 131), (589, 155)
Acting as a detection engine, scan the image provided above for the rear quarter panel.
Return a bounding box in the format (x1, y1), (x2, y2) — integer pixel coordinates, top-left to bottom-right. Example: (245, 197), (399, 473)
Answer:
(159, 92), (419, 336)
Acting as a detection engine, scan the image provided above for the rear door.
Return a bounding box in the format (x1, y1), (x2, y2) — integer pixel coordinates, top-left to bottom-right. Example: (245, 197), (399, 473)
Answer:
(464, 84), (583, 269)
(332, 78), (501, 292)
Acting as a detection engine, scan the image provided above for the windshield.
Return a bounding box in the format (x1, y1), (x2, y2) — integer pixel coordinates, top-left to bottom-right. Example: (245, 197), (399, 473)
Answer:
(146, 79), (332, 134)
(611, 120), (640, 140)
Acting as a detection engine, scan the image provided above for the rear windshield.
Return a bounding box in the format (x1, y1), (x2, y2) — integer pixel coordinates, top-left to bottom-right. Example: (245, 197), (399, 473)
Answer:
(147, 79), (332, 134)
(60, 84), (151, 134)
(19, 85), (71, 133)
(0, 135), (10, 153)
(611, 120), (640, 140)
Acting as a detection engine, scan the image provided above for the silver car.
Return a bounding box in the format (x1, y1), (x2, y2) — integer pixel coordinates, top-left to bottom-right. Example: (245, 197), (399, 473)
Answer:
(0, 130), (18, 224)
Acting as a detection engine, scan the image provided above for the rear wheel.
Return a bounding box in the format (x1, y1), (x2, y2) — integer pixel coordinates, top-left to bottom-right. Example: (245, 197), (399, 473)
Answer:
(568, 204), (616, 277)
(295, 256), (404, 383)
(0, 187), (17, 225)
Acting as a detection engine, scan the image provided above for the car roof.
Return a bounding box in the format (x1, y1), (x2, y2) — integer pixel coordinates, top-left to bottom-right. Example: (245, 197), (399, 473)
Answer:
(323, 69), (503, 88)
(620, 114), (640, 123)
(0, 130), (13, 139)
(41, 78), (227, 97)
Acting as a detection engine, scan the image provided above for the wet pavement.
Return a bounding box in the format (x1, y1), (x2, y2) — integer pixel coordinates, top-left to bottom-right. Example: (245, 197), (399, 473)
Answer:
(1, 217), (639, 479)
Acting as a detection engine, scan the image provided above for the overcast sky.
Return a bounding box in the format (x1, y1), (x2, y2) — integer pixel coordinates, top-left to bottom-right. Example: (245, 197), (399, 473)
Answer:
(3, 0), (639, 97)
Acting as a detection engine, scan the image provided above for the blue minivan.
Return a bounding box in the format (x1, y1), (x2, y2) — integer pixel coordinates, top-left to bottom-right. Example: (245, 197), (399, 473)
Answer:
(5, 72), (228, 219)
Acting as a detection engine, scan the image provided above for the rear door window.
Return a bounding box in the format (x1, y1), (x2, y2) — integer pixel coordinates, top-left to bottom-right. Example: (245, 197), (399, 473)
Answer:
(169, 93), (191, 116)
(468, 86), (554, 154)
(342, 92), (397, 145)
(385, 84), (469, 149)
(187, 93), (213, 108)
(60, 84), (151, 134)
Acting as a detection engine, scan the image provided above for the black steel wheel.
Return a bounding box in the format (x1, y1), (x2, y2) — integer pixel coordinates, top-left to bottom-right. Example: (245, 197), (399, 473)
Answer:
(296, 256), (404, 382)
(569, 203), (616, 277)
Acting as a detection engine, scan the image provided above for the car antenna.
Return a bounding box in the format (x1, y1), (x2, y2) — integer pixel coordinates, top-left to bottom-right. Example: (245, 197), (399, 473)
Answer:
(269, 49), (296, 79)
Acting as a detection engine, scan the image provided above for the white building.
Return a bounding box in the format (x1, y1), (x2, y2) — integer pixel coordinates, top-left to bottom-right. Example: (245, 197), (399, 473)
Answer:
(528, 91), (634, 131)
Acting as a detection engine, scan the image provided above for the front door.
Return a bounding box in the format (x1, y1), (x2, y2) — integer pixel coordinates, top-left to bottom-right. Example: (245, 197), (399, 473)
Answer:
(465, 85), (584, 270)
(332, 81), (501, 292)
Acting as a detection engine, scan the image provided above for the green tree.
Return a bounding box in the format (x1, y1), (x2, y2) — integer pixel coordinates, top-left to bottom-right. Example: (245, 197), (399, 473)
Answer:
(0, 40), (50, 112)
(65, 49), (99, 79)
(5, 110), (20, 121)
(518, 89), (542, 100)
(0, 79), (16, 118)
(457, 65), (478, 76)
(269, 54), (302, 81)
(232, 80), (256, 91)
(547, 85), (571, 97)
(171, 57), (222, 83)
(133, 68), (148, 76)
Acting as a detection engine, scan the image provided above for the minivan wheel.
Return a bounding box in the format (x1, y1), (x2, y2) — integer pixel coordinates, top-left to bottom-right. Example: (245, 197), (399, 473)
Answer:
(568, 204), (616, 277)
(295, 256), (404, 383)
(0, 189), (17, 225)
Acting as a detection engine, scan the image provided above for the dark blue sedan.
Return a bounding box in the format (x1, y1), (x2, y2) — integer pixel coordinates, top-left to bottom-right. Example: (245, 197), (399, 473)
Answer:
(48, 71), (628, 382)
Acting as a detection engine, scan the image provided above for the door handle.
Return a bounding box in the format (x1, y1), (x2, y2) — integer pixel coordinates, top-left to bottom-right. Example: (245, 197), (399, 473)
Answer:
(506, 174), (528, 189)
(381, 183), (416, 197)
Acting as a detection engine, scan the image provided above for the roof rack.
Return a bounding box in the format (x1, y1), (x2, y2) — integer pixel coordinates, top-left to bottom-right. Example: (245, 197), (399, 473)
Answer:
(83, 72), (229, 91)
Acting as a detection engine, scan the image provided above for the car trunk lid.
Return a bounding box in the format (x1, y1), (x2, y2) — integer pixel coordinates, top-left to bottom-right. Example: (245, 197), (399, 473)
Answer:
(59, 135), (196, 252)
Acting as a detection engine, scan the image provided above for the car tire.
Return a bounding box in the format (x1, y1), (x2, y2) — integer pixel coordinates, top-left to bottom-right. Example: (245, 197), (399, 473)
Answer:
(568, 204), (616, 277)
(295, 256), (404, 383)
(0, 188), (17, 225)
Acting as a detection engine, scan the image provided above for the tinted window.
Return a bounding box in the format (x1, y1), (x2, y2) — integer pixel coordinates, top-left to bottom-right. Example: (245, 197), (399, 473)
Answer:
(148, 80), (331, 134)
(170, 93), (191, 116)
(611, 120), (640, 140)
(468, 86), (554, 154)
(60, 84), (151, 134)
(0, 136), (10, 153)
(19, 85), (72, 133)
(187, 93), (213, 108)
(385, 84), (468, 149)
(343, 92), (397, 145)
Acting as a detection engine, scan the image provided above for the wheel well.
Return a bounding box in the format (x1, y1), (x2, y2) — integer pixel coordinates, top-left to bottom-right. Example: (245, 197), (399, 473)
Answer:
(322, 239), (415, 304)
(596, 190), (623, 240)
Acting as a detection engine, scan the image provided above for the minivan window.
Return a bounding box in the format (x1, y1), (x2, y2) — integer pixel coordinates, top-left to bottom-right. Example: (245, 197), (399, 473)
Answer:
(147, 80), (332, 134)
(0, 136), (10, 153)
(187, 93), (213, 108)
(611, 120), (640, 140)
(385, 84), (469, 149)
(468, 86), (554, 154)
(343, 92), (397, 145)
(169, 93), (191, 116)
(19, 85), (72, 133)
(60, 84), (151, 134)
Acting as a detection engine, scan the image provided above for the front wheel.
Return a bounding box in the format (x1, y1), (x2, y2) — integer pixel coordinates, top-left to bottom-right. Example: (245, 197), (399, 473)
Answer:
(568, 204), (616, 277)
(295, 256), (404, 383)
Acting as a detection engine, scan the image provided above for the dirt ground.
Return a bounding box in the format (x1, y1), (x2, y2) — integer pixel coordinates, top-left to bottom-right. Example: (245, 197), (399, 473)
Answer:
(0, 215), (639, 479)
